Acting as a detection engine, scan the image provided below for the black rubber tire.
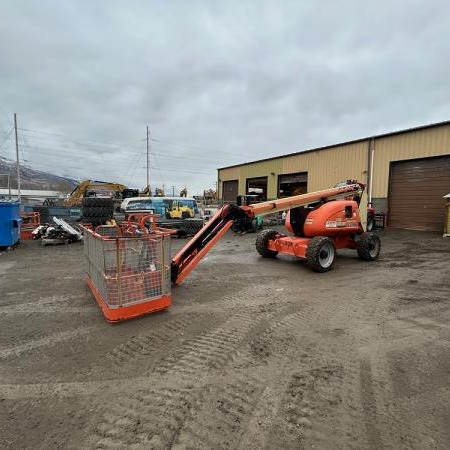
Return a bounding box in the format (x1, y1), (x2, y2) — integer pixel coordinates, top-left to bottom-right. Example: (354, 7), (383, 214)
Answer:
(82, 198), (114, 208)
(97, 206), (113, 217)
(306, 236), (336, 272)
(367, 215), (375, 232)
(250, 219), (258, 233)
(81, 207), (98, 218)
(83, 204), (114, 217)
(82, 198), (98, 208)
(255, 229), (279, 258)
(356, 232), (381, 261)
(87, 216), (109, 227)
(182, 219), (204, 236)
(98, 198), (114, 209)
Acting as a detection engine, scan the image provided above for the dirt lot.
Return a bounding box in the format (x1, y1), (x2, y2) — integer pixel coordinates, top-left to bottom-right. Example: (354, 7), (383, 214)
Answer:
(0, 227), (449, 449)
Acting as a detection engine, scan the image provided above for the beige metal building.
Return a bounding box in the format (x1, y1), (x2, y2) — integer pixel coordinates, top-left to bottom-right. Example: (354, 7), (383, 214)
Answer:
(218, 120), (450, 231)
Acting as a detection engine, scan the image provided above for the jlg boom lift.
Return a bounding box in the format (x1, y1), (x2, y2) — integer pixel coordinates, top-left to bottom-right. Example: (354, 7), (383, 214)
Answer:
(83, 180), (381, 321)
(171, 180), (380, 285)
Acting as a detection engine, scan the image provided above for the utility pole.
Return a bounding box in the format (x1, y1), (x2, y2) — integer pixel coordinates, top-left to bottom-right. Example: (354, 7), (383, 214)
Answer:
(146, 125), (150, 191)
(14, 113), (21, 201)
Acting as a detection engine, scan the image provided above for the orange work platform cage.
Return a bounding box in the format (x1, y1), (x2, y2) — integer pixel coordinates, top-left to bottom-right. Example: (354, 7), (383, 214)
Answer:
(20, 211), (40, 240)
(82, 223), (172, 322)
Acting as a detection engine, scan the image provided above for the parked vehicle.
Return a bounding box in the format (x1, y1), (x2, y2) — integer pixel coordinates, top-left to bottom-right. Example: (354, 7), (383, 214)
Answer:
(121, 196), (203, 236)
(200, 206), (219, 222)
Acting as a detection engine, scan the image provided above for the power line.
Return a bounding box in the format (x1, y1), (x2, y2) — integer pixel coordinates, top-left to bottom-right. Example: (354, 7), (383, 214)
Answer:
(18, 127), (144, 148)
(0, 127), (14, 152)
(17, 140), (232, 167)
(12, 146), (215, 175)
(18, 127), (238, 164)
(0, 106), (13, 126)
(151, 135), (223, 154)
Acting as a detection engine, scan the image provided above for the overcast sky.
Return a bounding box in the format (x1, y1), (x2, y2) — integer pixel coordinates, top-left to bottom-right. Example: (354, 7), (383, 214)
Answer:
(1, 0), (450, 195)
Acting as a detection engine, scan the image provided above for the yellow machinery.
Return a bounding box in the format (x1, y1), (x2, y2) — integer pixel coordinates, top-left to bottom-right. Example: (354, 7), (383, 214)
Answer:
(167, 199), (195, 219)
(64, 180), (128, 207)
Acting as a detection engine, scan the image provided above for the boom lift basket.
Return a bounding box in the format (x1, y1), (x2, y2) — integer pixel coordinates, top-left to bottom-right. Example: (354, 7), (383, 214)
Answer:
(82, 223), (172, 322)
(20, 212), (40, 240)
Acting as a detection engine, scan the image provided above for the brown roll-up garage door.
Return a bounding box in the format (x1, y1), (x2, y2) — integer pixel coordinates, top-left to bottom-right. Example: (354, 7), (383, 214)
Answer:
(388, 155), (450, 231)
(222, 180), (238, 202)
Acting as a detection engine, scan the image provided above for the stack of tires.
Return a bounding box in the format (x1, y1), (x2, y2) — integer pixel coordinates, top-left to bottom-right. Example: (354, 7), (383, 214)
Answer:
(181, 218), (204, 236)
(81, 198), (114, 227)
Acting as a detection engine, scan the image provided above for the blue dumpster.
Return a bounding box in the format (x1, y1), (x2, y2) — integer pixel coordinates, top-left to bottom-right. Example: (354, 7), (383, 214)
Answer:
(0, 201), (21, 247)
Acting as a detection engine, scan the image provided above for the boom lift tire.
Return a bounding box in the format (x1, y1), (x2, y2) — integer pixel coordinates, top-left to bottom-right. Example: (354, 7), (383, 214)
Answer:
(306, 236), (336, 272)
(366, 215), (375, 231)
(356, 232), (381, 261)
(255, 229), (279, 258)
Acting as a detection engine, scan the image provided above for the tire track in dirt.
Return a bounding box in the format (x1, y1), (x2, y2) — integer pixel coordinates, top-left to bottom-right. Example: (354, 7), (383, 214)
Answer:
(0, 376), (191, 400)
(153, 310), (264, 377)
(359, 355), (419, 450)
(151, 307), (302, 448)
(355, 281), (448, 449)
(359, 358), (385, 449)
(172, 374), (265, 450)
(172, 307), (322, 449)
(0, 325), (97, 359)
(0, 293), (95, 314)
(103, 316), (202, 371)
(93, 386), (197, 449)
(85, 287), (297, 449)
(0, 305), (97, 314)
(231, 296), (384, 450)
(99, 285), (285, 375)
(179, 300), (361, 450)
(261, 353), (369, 450)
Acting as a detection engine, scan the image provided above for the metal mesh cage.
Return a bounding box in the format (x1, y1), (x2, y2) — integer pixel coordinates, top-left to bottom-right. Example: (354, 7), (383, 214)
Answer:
(83, 225), (171, 309)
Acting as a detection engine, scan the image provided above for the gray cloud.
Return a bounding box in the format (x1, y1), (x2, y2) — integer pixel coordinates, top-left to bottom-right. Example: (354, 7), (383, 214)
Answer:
(1, 0), (450, 193)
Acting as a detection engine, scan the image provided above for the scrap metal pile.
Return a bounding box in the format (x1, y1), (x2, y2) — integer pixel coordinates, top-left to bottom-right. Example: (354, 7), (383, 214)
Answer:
(32, 217), (83, 246)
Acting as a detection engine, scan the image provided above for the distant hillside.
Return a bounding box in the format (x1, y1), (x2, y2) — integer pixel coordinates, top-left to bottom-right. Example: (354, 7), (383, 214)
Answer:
(0, 156), (77, 192)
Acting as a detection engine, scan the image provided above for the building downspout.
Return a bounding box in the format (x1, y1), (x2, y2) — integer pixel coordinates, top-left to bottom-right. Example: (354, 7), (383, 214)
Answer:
(217, 171), (221, 206)
(367, 137), (375, 206)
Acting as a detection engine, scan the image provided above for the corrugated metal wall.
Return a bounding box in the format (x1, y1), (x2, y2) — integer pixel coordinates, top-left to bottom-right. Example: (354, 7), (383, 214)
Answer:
(372, 123), (450, 198)
(281, 142), (367, 193)
(219, 142), (367, 198)
(218, 122), (450, 201)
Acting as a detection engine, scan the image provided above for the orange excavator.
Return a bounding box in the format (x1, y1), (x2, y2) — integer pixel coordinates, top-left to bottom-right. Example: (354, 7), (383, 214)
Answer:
(171, 180), (380, 284)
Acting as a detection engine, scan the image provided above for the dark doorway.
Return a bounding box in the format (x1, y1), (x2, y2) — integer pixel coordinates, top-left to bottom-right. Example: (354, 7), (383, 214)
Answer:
(278, 172), (308, 198)
(246, 177), (268, 200)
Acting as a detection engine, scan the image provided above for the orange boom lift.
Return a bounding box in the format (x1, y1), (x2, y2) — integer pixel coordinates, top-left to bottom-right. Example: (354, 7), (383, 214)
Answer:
(83, 180), (380, 321)
(171, 180), (380, 285)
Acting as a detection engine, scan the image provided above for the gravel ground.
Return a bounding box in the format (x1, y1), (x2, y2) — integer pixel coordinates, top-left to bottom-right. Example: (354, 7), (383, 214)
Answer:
(0, 227), (450, 449)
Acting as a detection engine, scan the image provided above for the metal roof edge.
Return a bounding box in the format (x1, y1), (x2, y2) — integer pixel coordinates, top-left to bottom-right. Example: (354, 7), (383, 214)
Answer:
(217, 118), (450, 171)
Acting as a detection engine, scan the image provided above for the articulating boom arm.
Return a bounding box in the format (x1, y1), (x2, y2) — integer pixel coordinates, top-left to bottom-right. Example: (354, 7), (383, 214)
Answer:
(171, 182), (364, 285)
(240, 183), (364, 217)
(171, 203), (247, 285)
